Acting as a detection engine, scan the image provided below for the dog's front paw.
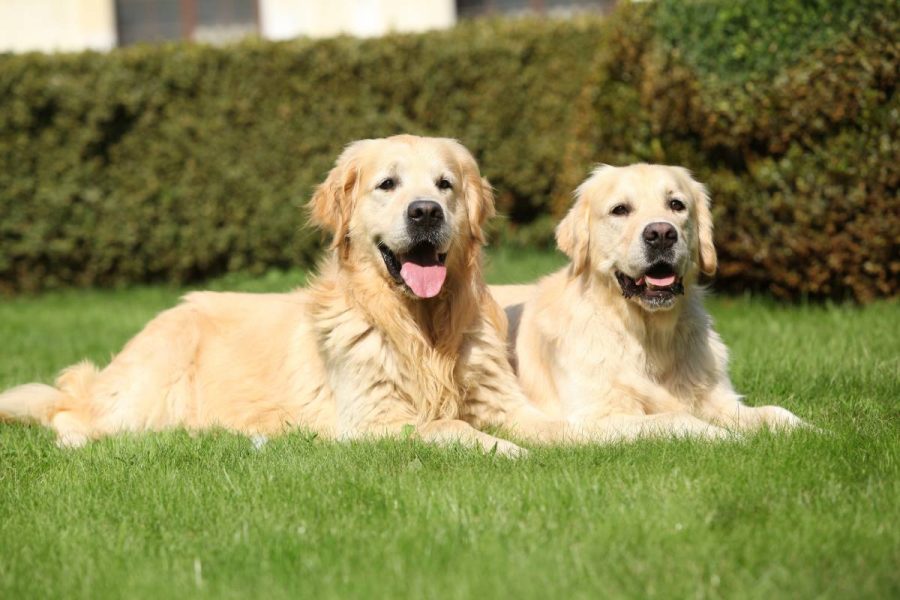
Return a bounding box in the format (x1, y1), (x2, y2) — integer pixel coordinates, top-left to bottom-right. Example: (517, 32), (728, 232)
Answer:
(55, 430), (89, 449)
(758, 405), (808, 430)
(664, 415), (735, 441)
(487, 438), (529, 459)
(696, 423), (737, 440)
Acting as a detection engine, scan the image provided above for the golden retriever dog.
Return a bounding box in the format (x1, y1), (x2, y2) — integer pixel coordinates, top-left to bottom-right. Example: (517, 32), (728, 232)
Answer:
(0, 135), (569, 456)
(492, 164), (808, 440)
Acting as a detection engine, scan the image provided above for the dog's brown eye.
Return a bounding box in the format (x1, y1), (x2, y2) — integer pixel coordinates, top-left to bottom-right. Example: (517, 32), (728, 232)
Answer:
(436, 177), (452, 191)
(669, 199), (686, 212)
(377, 178), (396, 191)
(611, 204), (631, 216)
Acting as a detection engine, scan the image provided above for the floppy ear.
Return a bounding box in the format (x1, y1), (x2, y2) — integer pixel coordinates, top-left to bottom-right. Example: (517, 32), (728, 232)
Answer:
(692, 180), (717, 276)
(464, 174), (496, 245)
(453, 141), (496, 245)
(308, 143), (363, 250)
(555, 194), (591, 277)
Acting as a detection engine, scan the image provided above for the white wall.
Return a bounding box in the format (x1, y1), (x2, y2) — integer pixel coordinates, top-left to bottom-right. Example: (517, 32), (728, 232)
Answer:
(0, 0), (458, 54)
(260, 0), (456, 40)
(0, 0), (116, 53)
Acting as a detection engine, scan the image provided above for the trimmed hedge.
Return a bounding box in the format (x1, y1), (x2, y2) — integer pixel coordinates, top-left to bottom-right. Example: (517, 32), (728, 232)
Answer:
(0, 0), (896, 301)
(552, 0), (899, 301)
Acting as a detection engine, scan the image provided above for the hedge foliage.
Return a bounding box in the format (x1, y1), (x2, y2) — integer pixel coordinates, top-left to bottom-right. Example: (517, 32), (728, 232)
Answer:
(0, 0), (896, 301)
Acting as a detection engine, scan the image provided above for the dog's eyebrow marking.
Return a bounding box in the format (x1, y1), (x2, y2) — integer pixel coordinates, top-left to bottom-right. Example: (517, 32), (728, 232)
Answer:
(374, 163), (401, 185)
(378, 162), (400, 176)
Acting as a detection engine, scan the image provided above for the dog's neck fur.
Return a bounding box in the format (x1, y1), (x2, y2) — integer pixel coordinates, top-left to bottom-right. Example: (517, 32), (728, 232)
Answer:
(576, 268), (700, 356)
(574, 268), (714, 391)
(309, 244), (485, 422)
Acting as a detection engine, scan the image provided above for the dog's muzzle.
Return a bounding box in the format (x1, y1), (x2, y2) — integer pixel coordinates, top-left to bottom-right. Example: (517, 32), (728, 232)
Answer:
(616, 262), (684, 308)
(378, 241), (448, 300)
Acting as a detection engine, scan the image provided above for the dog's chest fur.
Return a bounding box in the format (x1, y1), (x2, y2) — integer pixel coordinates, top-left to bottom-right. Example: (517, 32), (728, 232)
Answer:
(309, 265), (479, 424)
(626, 294), (723, 405)
(544, 278), (722, 413)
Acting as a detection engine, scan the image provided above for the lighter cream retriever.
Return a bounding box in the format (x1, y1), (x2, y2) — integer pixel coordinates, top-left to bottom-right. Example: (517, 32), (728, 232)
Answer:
(0, 135), (570, 456)
(492, 164), (808, 440)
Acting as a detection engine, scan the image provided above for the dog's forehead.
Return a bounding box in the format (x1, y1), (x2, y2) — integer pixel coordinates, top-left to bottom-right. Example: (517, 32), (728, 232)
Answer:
(620, 166), (686, 196)
(361, 139), (458, 178)
(585, 165), (689, 206)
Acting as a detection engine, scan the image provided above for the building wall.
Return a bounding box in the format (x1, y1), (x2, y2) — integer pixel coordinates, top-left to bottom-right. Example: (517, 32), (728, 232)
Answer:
(259, 0), (456, 40)
(0, 0), (117, 53)
(0, 0), (457, 53)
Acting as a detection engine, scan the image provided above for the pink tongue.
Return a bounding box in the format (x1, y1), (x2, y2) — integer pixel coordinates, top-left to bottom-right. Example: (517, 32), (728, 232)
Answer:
(645, 274), (676, 287)
(400, 262), (447, 298)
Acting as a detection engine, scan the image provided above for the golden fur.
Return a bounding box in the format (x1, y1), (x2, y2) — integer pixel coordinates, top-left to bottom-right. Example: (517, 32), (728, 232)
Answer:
(0, 135), (570, 456)
(492, 164), (808, 440)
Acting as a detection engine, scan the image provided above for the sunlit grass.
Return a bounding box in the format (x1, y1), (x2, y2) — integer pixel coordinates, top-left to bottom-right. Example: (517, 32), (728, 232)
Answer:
(1, 249), (897, 599)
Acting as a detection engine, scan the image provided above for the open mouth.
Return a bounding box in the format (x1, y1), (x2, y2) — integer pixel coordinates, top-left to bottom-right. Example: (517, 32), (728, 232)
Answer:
(378, 241), (448, 299)
(615, 263), (684, 304)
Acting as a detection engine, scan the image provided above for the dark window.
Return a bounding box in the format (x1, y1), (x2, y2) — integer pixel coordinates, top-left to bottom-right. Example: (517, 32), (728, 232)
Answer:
(115, 0), (258, 46)
(195, 0), (258, 43)
(115, 0), (184, 45)
(457, 0), (616, 18)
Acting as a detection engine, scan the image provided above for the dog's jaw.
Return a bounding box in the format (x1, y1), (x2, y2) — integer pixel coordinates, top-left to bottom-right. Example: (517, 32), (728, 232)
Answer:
(615, 263), (685, 312)
(377, 241), (449, 299)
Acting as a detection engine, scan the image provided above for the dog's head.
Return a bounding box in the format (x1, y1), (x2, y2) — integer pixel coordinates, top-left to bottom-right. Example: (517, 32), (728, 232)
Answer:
(309, 135), (494, 299)
(557, 164), (716, 311)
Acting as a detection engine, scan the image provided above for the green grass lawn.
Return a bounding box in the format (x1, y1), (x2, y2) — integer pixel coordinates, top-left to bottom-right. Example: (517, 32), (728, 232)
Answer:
(1, 248), (897, 599)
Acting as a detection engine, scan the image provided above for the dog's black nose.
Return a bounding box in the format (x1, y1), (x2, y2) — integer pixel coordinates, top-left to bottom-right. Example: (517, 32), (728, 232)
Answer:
(407, 200), (444, 227)
(643, 222), (678, 250)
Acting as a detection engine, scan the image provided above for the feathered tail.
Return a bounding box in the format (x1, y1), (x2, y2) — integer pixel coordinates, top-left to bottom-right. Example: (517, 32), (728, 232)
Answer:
(0, 383), (65, 425)
(0, 360), (99, 426)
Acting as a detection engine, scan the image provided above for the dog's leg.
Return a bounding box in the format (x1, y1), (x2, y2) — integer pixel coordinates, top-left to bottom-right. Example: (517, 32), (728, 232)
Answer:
(328, 352), (528, 458)
(583, 412), (732, 442)
(545, 377), (732, 442)
(460, 342), (735, 444)
(338, 416), (527, 458)
(457, 319), (589, 445)
(51, 410), (93, 448)
(699, 384), (808, 431)
(418, 420), (527, 458)
(706, 403), (807, 431)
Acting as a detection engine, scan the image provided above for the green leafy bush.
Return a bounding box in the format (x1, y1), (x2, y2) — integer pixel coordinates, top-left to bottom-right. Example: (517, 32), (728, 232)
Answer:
(554, 0), (898, 301)
(0, 0), (895, 301)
